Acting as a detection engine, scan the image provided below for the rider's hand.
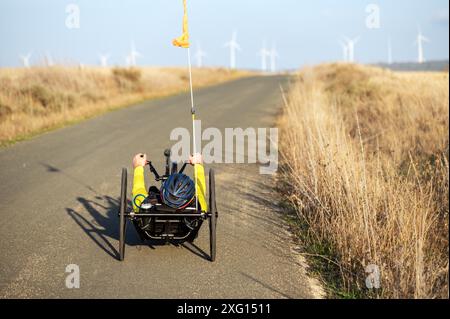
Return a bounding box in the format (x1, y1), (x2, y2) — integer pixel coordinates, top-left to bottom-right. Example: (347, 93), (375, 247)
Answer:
(189, 153), (203, 165)
(133, 153), (147, 168)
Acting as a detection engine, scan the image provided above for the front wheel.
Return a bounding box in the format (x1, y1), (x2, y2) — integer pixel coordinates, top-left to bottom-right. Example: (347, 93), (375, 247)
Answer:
(209, 169), (217, 262)
(119, 168), (127, 261)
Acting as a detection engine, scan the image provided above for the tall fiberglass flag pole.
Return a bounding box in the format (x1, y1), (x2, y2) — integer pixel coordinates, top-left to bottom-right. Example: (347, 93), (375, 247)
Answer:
(187, 48), (196, 156)
(187, 48), (198, 212)
(173, 0), (198, 212)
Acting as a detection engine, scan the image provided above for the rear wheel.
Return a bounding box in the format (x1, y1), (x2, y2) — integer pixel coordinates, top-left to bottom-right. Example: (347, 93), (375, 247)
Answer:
(209, 169), (217, 262)
(119, 168), (127, 261)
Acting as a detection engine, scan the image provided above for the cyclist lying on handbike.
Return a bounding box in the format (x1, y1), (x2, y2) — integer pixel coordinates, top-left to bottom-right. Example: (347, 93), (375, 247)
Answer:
(131, 153), (207, 213)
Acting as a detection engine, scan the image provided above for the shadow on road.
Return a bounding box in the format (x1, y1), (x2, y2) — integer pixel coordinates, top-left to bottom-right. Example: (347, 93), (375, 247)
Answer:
(181, 242), (210, 261)
(40, 162), (98, 195)
(240, 272), (293, 299)
(66, 195), (142, 260)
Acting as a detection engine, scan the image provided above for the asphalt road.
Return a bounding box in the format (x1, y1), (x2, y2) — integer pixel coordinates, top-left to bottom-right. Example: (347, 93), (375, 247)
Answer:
(0, 76), (321, 298)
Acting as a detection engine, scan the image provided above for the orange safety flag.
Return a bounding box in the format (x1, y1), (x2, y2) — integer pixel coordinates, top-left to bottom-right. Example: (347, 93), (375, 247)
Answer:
(172, 0), (190, 48)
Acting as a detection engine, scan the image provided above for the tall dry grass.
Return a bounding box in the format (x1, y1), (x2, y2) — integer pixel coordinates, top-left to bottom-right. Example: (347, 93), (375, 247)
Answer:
(0, 66), (249, 145)
(279, 64), (449, 298)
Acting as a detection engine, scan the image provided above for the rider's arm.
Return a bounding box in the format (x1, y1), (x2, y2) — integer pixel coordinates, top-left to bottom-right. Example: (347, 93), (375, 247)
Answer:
(132, 154), (148, 212)
(190, 154), (208, 212)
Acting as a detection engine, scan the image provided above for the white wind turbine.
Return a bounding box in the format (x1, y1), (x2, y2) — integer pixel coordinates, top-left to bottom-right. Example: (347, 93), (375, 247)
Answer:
(339, 40), (349, 62)
(258, 41), (270, 72)
(343, 36), (360, 63)
(269, 44), (279, 73)
(20, 52), (32, 68)
(224, 31), (241, 70)
(45, 52), (54, 67)
(415, 28), (430, 64)
(387, 36), (393, 65)
(195, 44), (207, 68)
(126, 41), (142, 67)
(99, 53), (110, 67)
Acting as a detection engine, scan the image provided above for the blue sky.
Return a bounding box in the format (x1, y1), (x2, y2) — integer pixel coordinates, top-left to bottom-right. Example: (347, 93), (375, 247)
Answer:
(0, 0), (448, 69)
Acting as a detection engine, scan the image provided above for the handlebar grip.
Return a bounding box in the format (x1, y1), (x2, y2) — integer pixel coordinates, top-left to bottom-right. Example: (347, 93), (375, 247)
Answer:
(179, 162), (188, 174)
(147, 161), (160, 180)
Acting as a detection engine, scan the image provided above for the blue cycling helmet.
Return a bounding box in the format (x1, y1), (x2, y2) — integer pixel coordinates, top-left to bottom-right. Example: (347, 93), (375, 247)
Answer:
(161, 173), (195, 209)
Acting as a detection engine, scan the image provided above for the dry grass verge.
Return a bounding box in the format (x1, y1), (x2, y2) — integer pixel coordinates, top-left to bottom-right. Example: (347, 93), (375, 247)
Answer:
(278, 63), (449, 298)
(0, 67), (250, 146)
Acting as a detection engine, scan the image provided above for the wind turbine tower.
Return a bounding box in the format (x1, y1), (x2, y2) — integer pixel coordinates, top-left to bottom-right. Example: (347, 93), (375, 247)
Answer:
(20, 53), (32, 68)
(343, 36), (360, 63)
(195, 44), (207, 68)
(45, 52), (54, 67)
(269, 44), (279, 73)
(127, 41), (142, 67)
(224, 31), (241, 70)
(99, 54), (110, 67)
(339, 41), (349, 62)
(388, 36), (393, 65)
(415, 29), (430, 64)
(258, 42), (270, 72)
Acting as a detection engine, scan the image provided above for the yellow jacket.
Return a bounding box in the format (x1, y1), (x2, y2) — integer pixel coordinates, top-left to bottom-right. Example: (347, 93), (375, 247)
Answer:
(132, 164), (208, 213)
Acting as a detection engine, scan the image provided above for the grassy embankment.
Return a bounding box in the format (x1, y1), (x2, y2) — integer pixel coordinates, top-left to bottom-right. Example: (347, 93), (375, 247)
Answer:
(278, 64), (449, 298)
(0, 67), (249, 146)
